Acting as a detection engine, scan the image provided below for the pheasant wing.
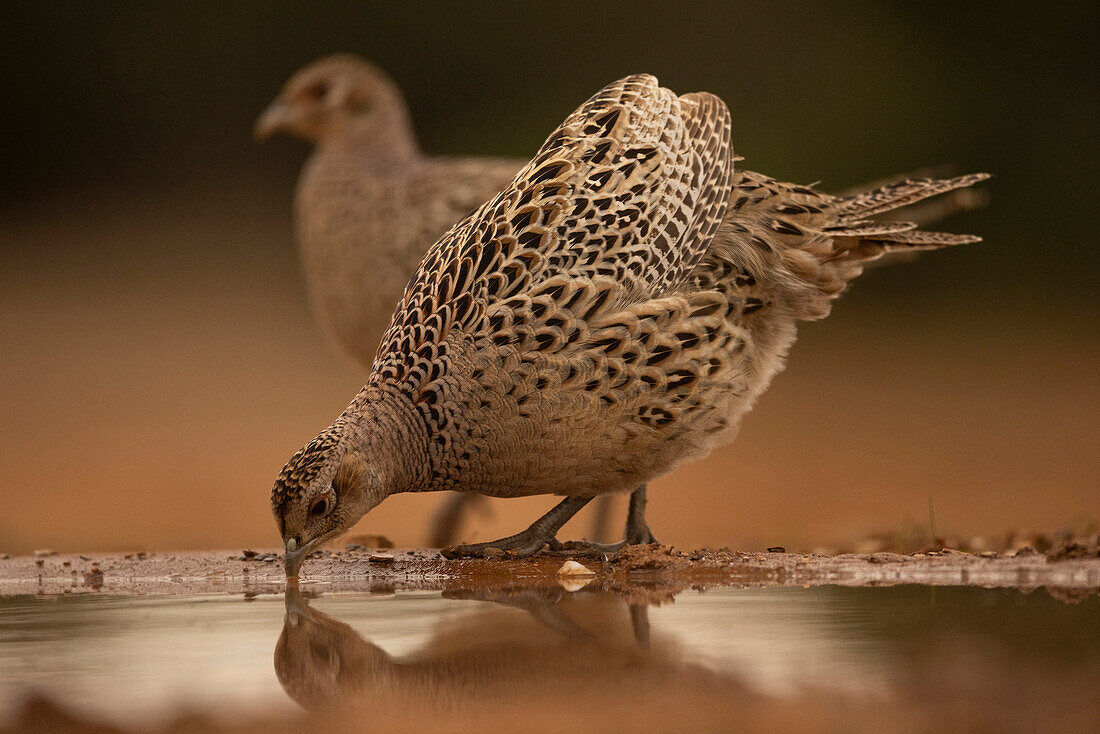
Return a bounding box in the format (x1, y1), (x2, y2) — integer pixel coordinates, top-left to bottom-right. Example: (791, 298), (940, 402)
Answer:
(370, 75), (733, 396)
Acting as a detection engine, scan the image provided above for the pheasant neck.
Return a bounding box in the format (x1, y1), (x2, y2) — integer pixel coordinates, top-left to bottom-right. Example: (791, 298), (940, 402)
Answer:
(323, 106), (421, 166)
(343, 387), (431, 497)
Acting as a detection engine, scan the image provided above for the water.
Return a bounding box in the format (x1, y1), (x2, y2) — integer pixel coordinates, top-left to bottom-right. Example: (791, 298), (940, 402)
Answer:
(1, 584), (1097, 731)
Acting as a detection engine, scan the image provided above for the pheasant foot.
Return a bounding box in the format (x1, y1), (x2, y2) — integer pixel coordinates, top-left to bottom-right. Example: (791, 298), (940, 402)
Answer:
(440, 495), (592, 559)
(556, 485), (659, 556)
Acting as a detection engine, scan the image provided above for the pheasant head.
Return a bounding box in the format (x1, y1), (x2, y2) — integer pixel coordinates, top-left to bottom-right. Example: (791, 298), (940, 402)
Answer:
(254, 53), (415, 155)
(270, 425), (382, 578)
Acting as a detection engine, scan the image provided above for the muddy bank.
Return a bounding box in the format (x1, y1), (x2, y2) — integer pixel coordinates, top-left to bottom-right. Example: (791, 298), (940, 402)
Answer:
(2, 544), (1097, 597)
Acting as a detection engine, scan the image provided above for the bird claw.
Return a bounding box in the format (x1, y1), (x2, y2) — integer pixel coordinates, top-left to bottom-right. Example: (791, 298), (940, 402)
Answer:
(440, 536), (563, 560)
(551, 525), (659, 557)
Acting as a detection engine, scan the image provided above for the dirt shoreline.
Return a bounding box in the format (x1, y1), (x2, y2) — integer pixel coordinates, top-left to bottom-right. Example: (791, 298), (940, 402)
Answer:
(3, 545), (1098, 597)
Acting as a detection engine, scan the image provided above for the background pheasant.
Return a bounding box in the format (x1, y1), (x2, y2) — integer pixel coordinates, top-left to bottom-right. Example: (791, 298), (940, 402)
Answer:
(255, 54), (523, 366)
(271, 74), (988, 575)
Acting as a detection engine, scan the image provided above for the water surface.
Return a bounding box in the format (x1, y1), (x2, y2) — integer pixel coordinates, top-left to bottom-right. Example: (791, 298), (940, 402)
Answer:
(1, 584), (1097, 730)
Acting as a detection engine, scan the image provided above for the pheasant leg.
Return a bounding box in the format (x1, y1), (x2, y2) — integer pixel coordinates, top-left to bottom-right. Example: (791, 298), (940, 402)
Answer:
(428, 492), (488, 548)
(440, 495), (593, 559)
(556, 484), (659, 555)
(586, 495), (616, 542)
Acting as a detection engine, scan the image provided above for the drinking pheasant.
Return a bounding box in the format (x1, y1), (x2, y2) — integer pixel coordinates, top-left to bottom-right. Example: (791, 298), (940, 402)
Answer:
(270, 73), (988, 577)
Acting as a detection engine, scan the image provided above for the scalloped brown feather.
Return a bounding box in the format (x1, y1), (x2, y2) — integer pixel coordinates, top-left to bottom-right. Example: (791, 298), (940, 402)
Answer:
(272, 73), (989, 525)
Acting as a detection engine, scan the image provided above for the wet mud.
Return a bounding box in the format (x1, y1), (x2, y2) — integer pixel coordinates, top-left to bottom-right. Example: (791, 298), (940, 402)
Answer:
(2, 543), (1098, 599)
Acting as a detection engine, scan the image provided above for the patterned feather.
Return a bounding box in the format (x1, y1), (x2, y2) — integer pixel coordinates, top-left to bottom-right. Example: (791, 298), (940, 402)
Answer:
(271, 74), (989, 557)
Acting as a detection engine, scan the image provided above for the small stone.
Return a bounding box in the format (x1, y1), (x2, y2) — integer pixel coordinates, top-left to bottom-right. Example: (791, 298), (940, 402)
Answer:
(33, 549), (57, 558)
(557, 560), (596, 577)
(766, 546), (786, 553)
(368, 552), (396, 563)
(62, 560), (71, 567)
(35, 559), (44, 567)
(242, 549), (259, 559)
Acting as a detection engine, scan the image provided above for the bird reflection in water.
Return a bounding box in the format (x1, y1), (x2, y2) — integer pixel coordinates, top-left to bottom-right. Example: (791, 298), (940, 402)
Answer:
(274, 582), (735, 716)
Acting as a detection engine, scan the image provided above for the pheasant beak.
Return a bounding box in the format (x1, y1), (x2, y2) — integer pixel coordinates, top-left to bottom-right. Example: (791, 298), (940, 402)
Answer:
(283, 537), (307, 579)
(254, 100), (291, 142)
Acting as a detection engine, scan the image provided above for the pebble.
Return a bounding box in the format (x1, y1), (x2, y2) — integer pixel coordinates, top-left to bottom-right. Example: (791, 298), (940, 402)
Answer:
(368, 552), (396, 563)
(33, 549), (57, 558)
(767, 546), (786, 553)
(557, 560), (596, 577)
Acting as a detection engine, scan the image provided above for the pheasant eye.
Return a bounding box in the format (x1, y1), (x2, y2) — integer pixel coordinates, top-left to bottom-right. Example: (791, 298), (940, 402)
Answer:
(309, 498), (328, 517)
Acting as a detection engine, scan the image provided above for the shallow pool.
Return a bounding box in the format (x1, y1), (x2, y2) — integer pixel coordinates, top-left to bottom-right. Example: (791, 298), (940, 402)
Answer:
(1, 584), (1097, 731)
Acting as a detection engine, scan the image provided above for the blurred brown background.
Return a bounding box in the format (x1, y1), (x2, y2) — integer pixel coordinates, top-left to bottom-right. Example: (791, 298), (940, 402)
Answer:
(1, 1), (1096, 555)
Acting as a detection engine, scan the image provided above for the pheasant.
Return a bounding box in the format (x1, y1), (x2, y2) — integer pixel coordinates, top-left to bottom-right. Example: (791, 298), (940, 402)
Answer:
(255, 54), (524, 366)
(270, 74), (988, 577)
